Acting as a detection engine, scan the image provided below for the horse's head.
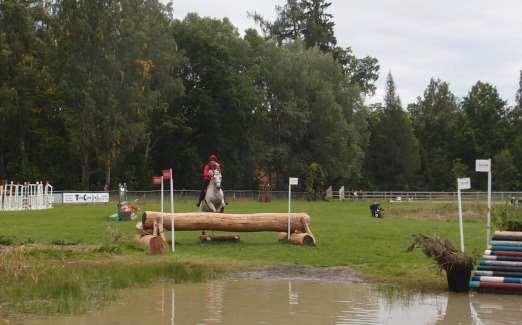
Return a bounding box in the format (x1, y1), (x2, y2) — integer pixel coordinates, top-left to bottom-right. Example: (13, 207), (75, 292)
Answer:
(210, 169), (222, 189)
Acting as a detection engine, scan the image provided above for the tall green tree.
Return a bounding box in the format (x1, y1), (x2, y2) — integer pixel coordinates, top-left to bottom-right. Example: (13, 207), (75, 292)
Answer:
(452, 159), (471, 182)
(493, 149), (519, 190)
(460, 81), (508, 159)
(508, 71), (522, 187)
(54, 0), (182, 189)
(252, 0), (379, 95)
(251, 0), (336, 51)
(169, 14), (258, 188)
(365, 73), (420, 190)
(245, 31), (364, 188)
(0, 0), (60, 182)
(453, 81), (509, 189)
(53, 0), (117, 189)
(105, 0), (184, 188)
(410, 79), (459, 190)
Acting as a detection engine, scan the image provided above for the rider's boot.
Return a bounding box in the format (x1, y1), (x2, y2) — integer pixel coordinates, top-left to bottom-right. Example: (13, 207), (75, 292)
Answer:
(197, 180), (210, 207)
(197, 189), (206, 207)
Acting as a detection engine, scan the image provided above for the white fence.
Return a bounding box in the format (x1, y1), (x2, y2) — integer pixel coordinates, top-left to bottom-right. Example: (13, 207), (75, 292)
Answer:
(0, 182), (53, 211)
(45, 189), (522, 205)
(326, 188), (522, 202)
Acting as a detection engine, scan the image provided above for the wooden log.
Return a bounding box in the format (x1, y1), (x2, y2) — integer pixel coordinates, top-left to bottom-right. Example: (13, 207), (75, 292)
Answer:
(142, 211), (312, 233)
(278, 232), (316, 246)
(134, 220), (167, 255)
(135, 234), (168, 255)
(199, 235), (240, 243)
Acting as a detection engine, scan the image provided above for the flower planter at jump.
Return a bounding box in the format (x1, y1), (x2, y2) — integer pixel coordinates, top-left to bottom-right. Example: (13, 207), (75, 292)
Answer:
(407, 234), (475, 293)
(446, 264), (473, 292)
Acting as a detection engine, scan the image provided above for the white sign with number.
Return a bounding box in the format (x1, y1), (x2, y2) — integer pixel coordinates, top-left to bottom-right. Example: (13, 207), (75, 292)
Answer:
(458, 178), (471, 190)
(475, 159), (491, 173)
(289, 177), (299, 185)
(475, 158), (492, 245)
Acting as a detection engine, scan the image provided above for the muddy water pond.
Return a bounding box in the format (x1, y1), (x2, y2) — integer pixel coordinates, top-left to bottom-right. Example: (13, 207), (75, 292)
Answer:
(18, 280), (522, 324)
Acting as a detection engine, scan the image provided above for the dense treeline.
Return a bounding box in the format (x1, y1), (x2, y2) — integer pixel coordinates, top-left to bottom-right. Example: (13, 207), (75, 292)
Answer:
(0, 0), (521, 191)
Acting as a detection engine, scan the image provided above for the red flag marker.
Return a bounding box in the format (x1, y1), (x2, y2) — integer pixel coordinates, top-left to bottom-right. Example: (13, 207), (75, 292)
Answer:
(152, 176), (162, 185)
(162, 169), (172, 180)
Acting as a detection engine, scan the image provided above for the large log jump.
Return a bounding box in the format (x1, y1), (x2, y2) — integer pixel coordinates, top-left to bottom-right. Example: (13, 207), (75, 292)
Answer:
(137, 211), (316, 249)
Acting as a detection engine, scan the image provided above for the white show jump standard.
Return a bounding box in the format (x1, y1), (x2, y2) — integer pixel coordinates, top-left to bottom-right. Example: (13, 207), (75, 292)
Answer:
(325, 186), (345, 200)
(0, 181), (53, 211)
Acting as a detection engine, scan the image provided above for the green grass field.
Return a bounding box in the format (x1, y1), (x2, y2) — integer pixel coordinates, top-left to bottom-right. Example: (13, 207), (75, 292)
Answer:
(0, 199), (492, 314)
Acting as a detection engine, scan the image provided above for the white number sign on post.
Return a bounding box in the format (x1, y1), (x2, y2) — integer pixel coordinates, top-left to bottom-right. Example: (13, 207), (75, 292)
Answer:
(475, 159), (492, 244)
(457, 177), (471, 252)
(288, 177), (299, 240)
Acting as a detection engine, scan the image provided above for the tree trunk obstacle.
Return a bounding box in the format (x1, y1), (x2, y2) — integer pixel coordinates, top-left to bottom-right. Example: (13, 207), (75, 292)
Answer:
(137, 211), (316, 248)
(135, 221), (168, 255)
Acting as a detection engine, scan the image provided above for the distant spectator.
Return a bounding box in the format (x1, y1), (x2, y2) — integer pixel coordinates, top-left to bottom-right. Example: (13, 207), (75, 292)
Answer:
(369, 202), (383, 218)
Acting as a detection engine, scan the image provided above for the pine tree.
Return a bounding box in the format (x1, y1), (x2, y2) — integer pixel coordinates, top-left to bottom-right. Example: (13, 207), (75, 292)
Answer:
(300, 0), (336, 51)
(508, 71), (522, 189)
(365, 73), (420, 190)
(516, 70), (522, 110)
(251, 0), (336, 51)
(493, 149), (519, 190)
(461, 81), (508, 158)
(410, 79), (459, 190)
(252, 0), (379, 95)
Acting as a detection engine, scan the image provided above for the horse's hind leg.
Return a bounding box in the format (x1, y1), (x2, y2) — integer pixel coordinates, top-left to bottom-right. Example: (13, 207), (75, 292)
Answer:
(219, 206), (224, 213)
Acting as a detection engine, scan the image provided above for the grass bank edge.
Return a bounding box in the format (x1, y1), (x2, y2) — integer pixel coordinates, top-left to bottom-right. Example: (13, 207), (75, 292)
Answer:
(0, 248), (235, 316)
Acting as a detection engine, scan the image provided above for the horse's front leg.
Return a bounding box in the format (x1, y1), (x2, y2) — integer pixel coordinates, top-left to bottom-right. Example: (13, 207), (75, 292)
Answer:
(207, 201), (217, 213)
(219, 190), (226, 211)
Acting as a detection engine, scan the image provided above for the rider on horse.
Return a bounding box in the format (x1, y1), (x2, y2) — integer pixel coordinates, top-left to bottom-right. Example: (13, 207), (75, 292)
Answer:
(197, 154), (221, 207)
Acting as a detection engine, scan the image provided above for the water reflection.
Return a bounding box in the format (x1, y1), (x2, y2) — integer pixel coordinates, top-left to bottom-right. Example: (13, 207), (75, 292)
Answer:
(204, 281), (224, 323)
(288, 280), (299, 305)
(435, 293), (474, 325)
(470, 294), (522, 325)
(20, 280), (522, 325)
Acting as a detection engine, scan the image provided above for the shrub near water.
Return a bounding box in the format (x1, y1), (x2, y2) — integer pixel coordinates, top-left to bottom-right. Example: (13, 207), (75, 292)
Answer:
(493, 204), (522, 231)
(406, 234), (475, 272)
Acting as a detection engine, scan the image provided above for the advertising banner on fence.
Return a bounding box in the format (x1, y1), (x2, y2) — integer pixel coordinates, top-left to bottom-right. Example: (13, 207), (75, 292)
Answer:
(50, 193), (62, 204)
(63, 192), (110, 204)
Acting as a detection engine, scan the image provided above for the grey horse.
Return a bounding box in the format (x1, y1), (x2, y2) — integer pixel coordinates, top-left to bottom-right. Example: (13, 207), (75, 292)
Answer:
(199, 169), (225, 213)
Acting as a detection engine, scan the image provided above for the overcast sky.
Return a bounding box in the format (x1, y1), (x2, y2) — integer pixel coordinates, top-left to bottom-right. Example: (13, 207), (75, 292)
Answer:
(169, 0), (522, 105)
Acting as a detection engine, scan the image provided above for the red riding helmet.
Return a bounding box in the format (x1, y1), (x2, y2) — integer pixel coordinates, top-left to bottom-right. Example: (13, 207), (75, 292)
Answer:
(209, 154), (217, 162)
